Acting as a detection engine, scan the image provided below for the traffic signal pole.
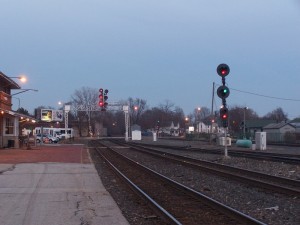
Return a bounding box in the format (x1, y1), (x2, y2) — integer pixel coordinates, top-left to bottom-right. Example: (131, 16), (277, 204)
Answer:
(216, 64), (230, 158)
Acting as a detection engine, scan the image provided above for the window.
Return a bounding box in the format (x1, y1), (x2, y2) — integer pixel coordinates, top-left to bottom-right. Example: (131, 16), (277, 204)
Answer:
(5, 118), (14, 135)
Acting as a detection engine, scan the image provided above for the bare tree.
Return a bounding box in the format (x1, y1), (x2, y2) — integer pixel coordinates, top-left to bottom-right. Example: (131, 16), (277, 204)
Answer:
(70, 87), (99, 136)
(193, 106), (210, 124)
(229, 105), (259, 133)
(128, 97), (148, 124)
(263, 107), (288, 122)
(159, 100), (175, 114)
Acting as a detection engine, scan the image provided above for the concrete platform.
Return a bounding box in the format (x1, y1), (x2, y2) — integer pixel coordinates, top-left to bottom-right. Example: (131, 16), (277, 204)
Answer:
(0, 145), (129, 225)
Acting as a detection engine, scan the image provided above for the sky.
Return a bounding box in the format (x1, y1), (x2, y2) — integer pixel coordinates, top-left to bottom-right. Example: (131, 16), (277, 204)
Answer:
(1, 0), (300, 118)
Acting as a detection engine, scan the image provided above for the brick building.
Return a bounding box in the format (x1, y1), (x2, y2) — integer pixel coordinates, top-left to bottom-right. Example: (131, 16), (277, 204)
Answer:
(0, 71), (35, 148)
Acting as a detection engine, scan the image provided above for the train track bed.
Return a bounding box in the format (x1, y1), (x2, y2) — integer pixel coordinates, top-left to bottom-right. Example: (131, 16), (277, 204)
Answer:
(90, 141), (265, 225)
(128, 142), (300, 180)
(91, 140), (299, 225)
(90, 144), (165, 225)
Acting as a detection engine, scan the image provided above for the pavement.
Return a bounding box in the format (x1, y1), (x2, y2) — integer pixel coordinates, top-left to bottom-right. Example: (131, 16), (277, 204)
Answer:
(0, 144), (130, 225)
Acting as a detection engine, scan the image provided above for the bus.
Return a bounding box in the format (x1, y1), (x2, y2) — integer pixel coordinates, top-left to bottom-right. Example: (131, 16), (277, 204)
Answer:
(34, 127), (74, 139)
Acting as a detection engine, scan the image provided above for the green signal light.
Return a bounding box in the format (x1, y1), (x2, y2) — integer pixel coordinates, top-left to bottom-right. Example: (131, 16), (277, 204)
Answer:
(217, 86), (230, 99)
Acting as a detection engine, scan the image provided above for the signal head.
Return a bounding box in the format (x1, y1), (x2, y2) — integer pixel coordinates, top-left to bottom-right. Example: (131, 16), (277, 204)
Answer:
(217, 64), (230, 77)
(219, 106), (229, 127)
(217, 85), (230, 99)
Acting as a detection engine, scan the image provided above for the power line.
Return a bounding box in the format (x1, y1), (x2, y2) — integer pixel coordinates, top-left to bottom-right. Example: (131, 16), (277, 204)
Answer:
(216, 83), (300, 102)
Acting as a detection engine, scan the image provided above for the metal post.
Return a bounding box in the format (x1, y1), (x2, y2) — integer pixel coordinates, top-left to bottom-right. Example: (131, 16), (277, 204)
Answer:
(123, 105), (129, 142)
(209, 82), (215, 144)
(64, 105), (70, 139)
(224, 128), (228, 157)
(243, 107), (248, 139)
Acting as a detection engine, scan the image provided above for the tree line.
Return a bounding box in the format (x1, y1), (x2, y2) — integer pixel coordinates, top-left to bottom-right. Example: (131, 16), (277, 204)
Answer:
(17, 87), (292, 136)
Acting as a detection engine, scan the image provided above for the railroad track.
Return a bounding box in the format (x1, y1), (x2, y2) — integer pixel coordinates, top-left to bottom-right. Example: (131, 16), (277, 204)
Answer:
(127, 141), (300, 164)
(113, 140), (300, 196)
(93, 140), (266, 225)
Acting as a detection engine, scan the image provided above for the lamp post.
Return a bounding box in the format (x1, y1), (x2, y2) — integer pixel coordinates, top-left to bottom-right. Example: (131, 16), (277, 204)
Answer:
(11, 89), (38, 96)
(197, 107), (201, 133)
(12, 97), (20, 109)
(185, 117), (189, 134)
(9, 76), (27, 83)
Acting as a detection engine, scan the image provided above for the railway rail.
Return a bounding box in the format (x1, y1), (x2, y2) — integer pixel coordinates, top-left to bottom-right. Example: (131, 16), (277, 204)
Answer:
(93, 140), (266, 225)
(127, 141), (300, 164)
(114, 140), (300, 196)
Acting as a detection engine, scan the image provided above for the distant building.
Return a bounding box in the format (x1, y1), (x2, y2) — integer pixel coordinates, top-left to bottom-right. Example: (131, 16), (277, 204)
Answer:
(242, 119), (276, 138)
(263, 121), (296, 143)
(159, 121), (180, 136)
(290, 122), (300, 133)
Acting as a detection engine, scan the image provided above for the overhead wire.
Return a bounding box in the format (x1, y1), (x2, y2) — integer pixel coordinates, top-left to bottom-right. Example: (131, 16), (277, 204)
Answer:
(215, 83), (300, 102)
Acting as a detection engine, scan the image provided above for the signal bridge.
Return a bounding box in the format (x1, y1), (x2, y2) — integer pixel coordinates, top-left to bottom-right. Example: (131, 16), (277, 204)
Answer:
(69, 101), (130, 141)
(71, 101), (127, 112)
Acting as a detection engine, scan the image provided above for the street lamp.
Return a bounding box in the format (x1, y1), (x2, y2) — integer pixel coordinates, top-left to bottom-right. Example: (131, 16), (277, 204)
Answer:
(9, 76), (27, 83)
(197, 107), (201, 133)
(11, 89), (38, 96)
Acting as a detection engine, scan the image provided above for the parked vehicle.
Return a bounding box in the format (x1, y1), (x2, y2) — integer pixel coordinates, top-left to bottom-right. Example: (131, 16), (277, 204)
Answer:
(34, 127), (74, 139)
(36, 134), (59, 143)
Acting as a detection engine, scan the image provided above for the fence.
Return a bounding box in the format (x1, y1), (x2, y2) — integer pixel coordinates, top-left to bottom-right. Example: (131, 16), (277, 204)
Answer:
(266, 132), (300, 145)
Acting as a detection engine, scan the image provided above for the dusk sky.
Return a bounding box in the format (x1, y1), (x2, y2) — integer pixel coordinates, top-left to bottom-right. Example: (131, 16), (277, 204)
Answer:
(1, 1), (300, 118)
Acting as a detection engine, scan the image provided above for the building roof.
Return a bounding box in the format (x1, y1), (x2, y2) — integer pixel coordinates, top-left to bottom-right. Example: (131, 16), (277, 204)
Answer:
(290, 122), (300, 128)
(245, 119), (276, 128)
(263, 121), (295, 129)
(0, 71), (21, 89)
(0, 107), (36, 122)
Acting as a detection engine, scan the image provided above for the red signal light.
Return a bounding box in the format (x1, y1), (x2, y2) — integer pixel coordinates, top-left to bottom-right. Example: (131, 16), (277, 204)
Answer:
(217, 64), (230, 77)
(99, 88), (109, 109)
(220, 106), (229, 128)
(99, 88), (104, 107)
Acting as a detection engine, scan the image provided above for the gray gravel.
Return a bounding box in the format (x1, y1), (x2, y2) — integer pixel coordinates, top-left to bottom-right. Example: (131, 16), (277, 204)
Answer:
(115, 147), (300, 225)
(89, 139), (300, 225)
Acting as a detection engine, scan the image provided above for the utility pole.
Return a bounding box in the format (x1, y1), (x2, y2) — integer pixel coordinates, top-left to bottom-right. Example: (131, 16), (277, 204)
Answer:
(209, 82), (215, 144)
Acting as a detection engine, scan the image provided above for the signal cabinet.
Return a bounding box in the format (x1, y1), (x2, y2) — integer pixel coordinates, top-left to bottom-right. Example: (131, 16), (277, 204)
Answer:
(255, 132), (267, 150)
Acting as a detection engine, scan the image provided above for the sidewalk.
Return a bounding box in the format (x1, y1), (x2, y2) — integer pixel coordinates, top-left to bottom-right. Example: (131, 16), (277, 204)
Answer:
(0, 144), (130, 225)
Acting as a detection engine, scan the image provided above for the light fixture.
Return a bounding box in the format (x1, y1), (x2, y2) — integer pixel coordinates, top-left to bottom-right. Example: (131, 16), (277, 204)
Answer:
(11, 89), (38, 96)
(9, 76), (27, 83)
